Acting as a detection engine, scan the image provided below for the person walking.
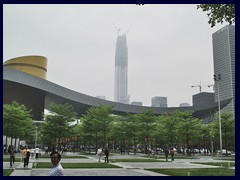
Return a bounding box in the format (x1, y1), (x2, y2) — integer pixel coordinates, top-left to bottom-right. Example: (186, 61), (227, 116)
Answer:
(104, 148), (109, 163)
(164, 148), (169, 162)
(49, 151), (64, 176)
(35, 146), (40, 159)
(26, 146), (31, 167)
(170, 147), (175, 161)
(9, 145), (16, 168)
(96, 148), (103, 162)
(22, 146), (28, 167)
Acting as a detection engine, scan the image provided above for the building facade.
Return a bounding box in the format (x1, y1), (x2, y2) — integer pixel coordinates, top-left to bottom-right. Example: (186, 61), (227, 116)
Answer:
(179, 103), (190, 107)
(114, 33), (129, 104)
(131, 101), (143, 106)
(3, 56), (48, 120)
(212, 25), (235, 113)
(192, 92), (215, 107)
(151, 96), (167, 107)
(96, 96), (106, 100)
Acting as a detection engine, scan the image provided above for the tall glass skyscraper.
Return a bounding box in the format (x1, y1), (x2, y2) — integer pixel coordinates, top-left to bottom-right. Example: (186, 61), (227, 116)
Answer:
(212, 25), (235, 113)
(114, 33), (129, 104)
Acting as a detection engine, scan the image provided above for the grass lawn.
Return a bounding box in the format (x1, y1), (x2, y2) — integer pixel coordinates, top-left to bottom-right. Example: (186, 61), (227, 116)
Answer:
(192, 162), (235, 168)
(3, 158), (21, 162)
(3, 169), (14, 176)
(34, 162), (122, 168)
(146, 168), (235, 176)
(38, 155), (88, 158)
(111, 158), (164, 162)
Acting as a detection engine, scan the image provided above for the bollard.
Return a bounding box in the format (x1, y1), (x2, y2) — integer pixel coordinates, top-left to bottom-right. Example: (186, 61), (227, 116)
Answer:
(188, 172), (190, 176)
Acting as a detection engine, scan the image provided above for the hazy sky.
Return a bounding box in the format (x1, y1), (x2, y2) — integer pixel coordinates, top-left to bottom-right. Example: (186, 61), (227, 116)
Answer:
(3, 4), (229, 107)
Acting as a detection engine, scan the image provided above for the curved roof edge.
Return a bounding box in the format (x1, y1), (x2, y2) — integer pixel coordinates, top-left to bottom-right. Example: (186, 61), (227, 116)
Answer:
(3, 66), (231, 116)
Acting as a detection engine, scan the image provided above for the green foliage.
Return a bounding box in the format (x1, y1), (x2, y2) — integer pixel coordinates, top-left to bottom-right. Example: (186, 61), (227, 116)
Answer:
(41, 103), (78, 145)
(210, 112), (235, 151)
(175, 111), (202, 148)
(3, 169), (14, 176)
(80, 105), (114, 150)
(38, 102), (235, 154)
(146, 168), (234, 176)
(3, 101), (35, 145)
(197, 4), (235, 27)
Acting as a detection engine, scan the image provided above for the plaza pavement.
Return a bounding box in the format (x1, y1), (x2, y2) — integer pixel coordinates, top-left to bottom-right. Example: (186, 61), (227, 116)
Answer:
(3, 152), (235, 176)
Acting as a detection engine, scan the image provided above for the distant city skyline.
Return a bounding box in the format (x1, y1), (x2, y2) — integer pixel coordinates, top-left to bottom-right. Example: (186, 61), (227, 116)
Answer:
(3, 4), (230, 107)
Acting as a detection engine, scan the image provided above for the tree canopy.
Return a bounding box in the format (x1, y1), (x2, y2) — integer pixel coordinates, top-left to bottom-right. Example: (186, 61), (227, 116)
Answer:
(197, 4), (235, 27)
(3, 101), (35, 146)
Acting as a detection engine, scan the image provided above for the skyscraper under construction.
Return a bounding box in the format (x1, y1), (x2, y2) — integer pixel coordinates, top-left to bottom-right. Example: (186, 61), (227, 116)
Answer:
(114, 33), (129, 104)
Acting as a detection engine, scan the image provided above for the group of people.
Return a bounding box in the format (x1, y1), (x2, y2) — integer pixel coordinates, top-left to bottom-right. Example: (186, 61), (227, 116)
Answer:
(96, 148), (110, 163)
(6, 144), (63, 176)
(164, 147), (176, 161)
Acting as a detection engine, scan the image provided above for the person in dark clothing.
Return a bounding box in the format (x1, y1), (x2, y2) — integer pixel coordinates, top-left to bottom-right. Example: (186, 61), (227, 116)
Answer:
(170, 148), (175, 161)
(9, 145), (16, 168)
(104, 149), (109, 163)
(164, 149), (169, 162)
(26, 147), (31, 166)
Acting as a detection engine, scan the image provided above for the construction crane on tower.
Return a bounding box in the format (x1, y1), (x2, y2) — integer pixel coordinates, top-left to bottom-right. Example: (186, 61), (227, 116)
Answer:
(112, 23), (132, 36)
(191, 82), (209, 93)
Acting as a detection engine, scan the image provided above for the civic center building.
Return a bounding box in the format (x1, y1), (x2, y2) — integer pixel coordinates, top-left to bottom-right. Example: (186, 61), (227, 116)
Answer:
(3, 55), (231, 122)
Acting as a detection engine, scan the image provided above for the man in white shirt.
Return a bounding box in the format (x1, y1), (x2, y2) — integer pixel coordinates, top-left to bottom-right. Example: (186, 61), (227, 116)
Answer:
(97, 148), (103, 162)
(35, 146), (40, 159)
(49, 151), (64, 176)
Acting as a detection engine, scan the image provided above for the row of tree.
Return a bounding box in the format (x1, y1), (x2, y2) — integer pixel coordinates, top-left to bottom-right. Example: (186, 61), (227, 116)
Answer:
(3, 101), (235, 155)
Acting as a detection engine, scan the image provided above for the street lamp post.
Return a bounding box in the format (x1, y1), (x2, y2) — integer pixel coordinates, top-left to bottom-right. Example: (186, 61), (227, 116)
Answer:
(214, 74), (222, 157)
(210, 130), (214, 158)
(35, 129), (38, 149)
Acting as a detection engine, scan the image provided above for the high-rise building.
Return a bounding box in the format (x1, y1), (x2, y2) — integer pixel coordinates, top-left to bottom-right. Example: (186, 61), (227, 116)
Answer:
(151, 96), (167, 107)
(192, 92), (215, 124)
(192, 92), (215, 107)
(179, 103), (190, 107)
(114, 33), (129, 104)
(131, 101), (143, 106)
(212, 25), (235, 113)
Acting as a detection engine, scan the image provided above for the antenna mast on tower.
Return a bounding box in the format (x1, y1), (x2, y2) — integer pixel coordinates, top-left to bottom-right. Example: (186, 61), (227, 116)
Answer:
(112, 23), (121, 36)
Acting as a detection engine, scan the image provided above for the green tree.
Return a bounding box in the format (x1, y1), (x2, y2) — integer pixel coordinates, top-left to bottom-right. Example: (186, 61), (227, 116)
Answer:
(175, 111), (202, 150)
(158, 113), (179, 147)
(3, 101), (34, 147)
(197, 4), (235, 27)
(125, 114), (139, 154)
(137, 110), (157, 154)
(211, 112), (235, 154)
(41, 103), (77, 147)
(81, 105), (114, 152)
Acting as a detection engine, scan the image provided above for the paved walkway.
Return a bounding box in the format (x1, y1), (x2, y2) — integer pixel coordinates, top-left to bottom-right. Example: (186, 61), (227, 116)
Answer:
(3, 153), (235, 176)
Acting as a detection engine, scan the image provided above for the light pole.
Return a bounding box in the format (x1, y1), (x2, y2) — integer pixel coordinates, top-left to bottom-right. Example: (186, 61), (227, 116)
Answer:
(214, 74), (222, 157)
(35, 129), (38, 149)
(210, 130), (214, 158)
